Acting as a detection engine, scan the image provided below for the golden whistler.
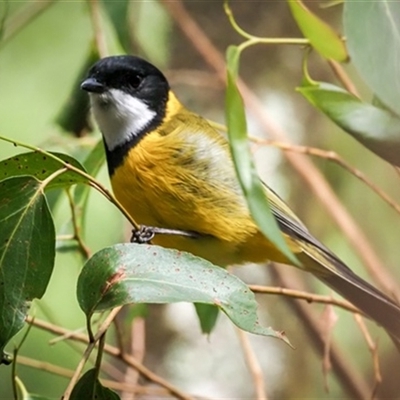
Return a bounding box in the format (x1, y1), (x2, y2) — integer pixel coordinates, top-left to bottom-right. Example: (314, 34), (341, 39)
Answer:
(82, 55), (400, 345)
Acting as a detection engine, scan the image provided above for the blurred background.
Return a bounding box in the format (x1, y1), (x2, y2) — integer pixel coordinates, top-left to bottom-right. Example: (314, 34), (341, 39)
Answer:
(1, 1), (400, 399)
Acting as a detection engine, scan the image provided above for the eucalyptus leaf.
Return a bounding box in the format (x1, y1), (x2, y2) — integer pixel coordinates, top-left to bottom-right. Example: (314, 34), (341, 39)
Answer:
(0, 151), (88, 189)
(0, 177), (55, 362)
(288, 0), (347, 61)
(225, 49), (298, 265)
(298, 81), (400, 166)
(70, 369), (120, 400)
(344, 1), (400, 115)
(77, 243), (289, 344)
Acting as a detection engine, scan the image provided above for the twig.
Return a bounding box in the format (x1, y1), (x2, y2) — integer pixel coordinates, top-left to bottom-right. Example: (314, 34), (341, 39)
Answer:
(66, 189), (92, 259)
(328, 59), (360, 98)
(160, 0), (400, 301)
(354, 314), (382, 399)
(252, 139), (400, 217)
(27, 317), (195, 400)
(249, 284), (360, 314)
(320, 304), (338, 393)
(15, 355), (173, 396)
(270, 266), (372, 399)
(62, 307), (122, 400)
(87, 0), (108, 57)
(236, 329), (267, 400)
(122, 317), (146, 400)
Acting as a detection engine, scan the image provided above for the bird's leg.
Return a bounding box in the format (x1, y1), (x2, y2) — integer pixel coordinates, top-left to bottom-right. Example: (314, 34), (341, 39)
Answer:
(130, 225), (202, 244)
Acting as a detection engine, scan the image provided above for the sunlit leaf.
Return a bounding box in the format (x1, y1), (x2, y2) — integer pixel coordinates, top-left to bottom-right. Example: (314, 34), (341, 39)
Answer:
(344, 1), (400, 115)
(0, 177), (55, 362)
(288, 0), (348, 61)
(0, 151), (88, 189)
(70, 369), (120, 400)
(298, 81), (400, 166)
(77, 243), (289, 343)
(225, 48), (298, 265)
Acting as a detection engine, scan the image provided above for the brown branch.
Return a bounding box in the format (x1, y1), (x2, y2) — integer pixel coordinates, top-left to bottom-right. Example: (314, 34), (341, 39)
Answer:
(249, 284), (360, 314)
(27, 317), (195, 400)
(252, 139), (400, 217)
(327, 59), (360, 98)
(62, 307), (122, 400)
(269, 266), (373, 399)
(160, 0), (400, 301)
(16, 355), (173, 396)
(354, 314), (382, 398)
(87, 0), (108, 58)
(236, 329), (267, 400)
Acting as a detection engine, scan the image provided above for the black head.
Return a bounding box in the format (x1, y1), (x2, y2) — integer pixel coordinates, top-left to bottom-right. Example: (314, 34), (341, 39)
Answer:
(81, 55), (169, 113)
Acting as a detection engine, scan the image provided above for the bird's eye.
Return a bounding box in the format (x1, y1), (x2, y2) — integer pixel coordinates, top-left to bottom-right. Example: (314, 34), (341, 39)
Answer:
(129, 74), (143, 89)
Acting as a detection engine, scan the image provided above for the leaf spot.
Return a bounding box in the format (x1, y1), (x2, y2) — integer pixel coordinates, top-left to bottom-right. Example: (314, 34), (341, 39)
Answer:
(101, 269), (126, 296)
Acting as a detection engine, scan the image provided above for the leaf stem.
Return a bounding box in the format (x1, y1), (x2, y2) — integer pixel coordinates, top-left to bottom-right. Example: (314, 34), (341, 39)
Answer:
(62, 306), (122, 400)
(0, 135), (140, 230)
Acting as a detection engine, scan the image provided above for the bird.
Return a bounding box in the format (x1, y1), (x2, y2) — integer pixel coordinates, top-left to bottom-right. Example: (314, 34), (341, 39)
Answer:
(81, 54), (400, 344)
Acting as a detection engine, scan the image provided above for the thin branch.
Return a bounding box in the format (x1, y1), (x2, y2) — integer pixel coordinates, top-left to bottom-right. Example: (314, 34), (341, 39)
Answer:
(62, 307), (122, 400)
(16, 355), (173, 396)
(252, 139), (400, 217)
(66, 189), (91, 259)
(269, 266), (372, 399)
(27, 317), (195, 400)
(249, 285), (360, 314)
(87, 0), (108, 57)
(236, 329), (267, 400)
(328, 59), (360, 98)
(354, 314), (382, 398)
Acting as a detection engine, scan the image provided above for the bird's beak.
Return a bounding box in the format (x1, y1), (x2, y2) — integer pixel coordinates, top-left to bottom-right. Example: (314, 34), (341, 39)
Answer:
(81, 77), (106, 93)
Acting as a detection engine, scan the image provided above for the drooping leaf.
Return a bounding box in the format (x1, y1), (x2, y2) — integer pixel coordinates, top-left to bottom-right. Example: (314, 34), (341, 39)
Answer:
(70, 369), (120, 400)
(0, 177), (55, 362)
(194, 303), (220, 334)
(77, 243), (289, 343)
(344, 1), (400, 115)
(288, 0), (348, 61)
(56, 46), (100, 136)
(0, 151), (88, 189)
(225, 47), (298, 265)
(298, 81), (400, 166)
(101, 0), (130, 53)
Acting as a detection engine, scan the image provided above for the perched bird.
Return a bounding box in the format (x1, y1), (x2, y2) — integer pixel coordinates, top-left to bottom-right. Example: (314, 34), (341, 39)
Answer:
(81, 55), (400, 344)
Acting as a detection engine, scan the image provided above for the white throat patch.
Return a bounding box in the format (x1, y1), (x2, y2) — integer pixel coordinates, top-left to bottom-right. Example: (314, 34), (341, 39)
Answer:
(89, 88), (156, 150)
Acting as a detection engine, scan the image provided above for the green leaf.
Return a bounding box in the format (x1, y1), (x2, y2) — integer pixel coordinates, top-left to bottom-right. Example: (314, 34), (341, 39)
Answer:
(344, 1), (400, 115)
(194, 303), (219, 334)
(0, 151), (88, 189)
(298, 81), (400, 166)
(70, 369), (120, 400)
(225, 51), (298, 265)
(77, 244), (289, 343)
(56, 46), (100, 136)
(0, 177), (55, 361)
(288, 0), (348, 61)
(130, 1), (172, 66)
(101, 0), (130, 53)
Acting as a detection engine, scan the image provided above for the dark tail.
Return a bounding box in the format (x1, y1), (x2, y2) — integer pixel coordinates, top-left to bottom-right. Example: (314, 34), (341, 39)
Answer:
(299, 244), (400, 344)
